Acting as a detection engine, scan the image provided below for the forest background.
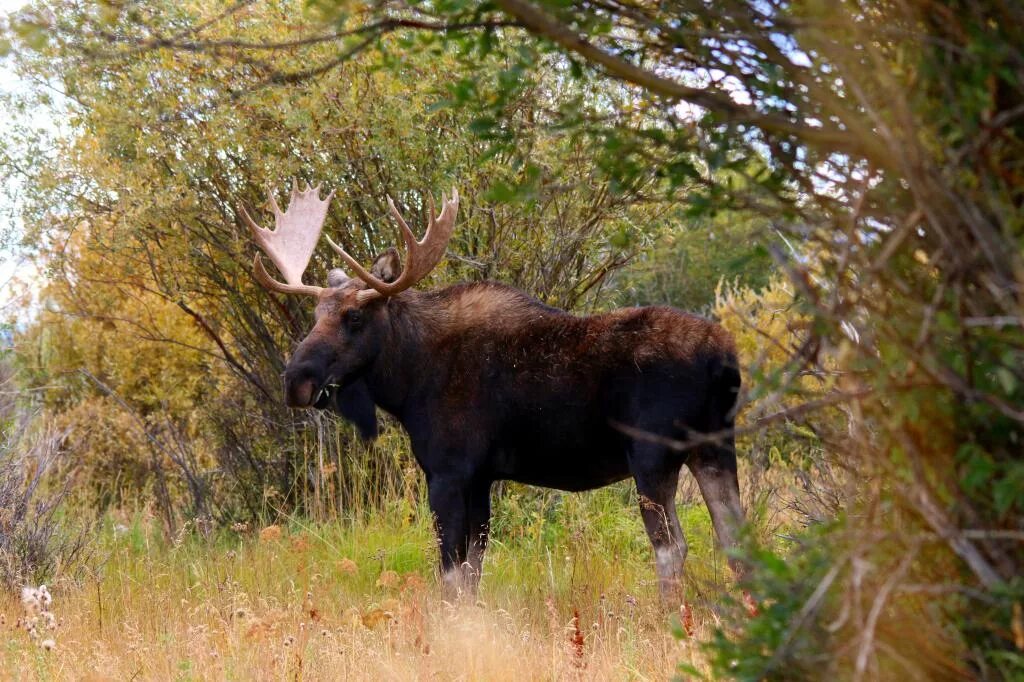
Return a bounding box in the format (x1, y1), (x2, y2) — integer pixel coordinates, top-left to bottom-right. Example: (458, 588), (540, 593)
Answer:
(0, 1), (1021, 680)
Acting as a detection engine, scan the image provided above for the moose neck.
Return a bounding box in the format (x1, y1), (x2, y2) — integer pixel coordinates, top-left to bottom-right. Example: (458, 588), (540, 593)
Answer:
(363, 289), (444, 419)
(360, 281), (567, 422)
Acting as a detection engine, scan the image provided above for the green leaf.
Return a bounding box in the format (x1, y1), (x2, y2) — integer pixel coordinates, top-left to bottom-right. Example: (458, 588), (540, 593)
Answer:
(468, 116), (497, 135)
(483, 180), (517, 203)
(993, 464), (1024, 516)
(995, 367), (1017, 395)
(961, 451), (996, 493)
(675, 662), (707, 679)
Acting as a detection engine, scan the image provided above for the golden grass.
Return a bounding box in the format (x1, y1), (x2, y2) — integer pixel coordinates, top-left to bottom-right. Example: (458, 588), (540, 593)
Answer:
(1, 461), (803, 681)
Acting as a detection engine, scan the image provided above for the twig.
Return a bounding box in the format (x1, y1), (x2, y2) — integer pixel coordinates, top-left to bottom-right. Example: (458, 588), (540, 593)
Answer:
(854, 543), (918, 681)
(610, 387), (874, 452)
(766, 555), (848, 674)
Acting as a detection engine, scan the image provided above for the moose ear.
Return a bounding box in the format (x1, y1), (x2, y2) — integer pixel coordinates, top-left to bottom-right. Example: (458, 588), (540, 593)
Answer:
(327, 268), (350, 288)
(370, 247), (402, 284)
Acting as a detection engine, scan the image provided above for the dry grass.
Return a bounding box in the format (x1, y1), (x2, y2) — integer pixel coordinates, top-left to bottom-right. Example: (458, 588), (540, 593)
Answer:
(0, 517), (703, 679)
(0, 460), (806, 680)
(0, 585), (687, 680)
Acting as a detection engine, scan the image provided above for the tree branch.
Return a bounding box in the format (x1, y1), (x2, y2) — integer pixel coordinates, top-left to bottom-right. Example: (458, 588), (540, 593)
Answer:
(492, 0), (889, 164)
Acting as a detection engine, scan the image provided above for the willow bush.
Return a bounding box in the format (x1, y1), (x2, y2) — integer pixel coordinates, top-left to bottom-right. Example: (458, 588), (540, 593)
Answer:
(1, 1), (680, 527)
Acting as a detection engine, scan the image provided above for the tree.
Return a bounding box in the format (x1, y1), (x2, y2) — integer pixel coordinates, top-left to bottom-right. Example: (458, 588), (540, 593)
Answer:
(2, 0), (673, 523)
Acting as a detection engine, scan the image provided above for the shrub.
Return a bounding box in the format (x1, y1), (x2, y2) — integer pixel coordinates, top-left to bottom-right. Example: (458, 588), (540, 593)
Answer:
(0, 364), (89, 588)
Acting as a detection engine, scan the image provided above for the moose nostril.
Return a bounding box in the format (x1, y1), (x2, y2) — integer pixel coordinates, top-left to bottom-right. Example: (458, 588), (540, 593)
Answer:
(287, 379), (316, 408)
(284, 363), (324, 408)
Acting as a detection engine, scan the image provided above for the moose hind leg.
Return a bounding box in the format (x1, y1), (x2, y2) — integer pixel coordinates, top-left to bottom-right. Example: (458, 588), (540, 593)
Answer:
(631, 454), (688, 602)
(688, 438), (747, 578)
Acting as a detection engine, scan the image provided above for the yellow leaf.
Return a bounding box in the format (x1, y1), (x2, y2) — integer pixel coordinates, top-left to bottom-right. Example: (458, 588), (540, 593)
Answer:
(376, 570), (400, 589)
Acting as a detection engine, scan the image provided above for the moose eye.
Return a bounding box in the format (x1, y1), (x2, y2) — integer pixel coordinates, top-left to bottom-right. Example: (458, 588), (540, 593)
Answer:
(344, 309), (364, 331)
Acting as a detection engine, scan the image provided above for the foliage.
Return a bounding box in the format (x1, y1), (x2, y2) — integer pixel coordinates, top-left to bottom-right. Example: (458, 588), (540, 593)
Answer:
(700, 532), (837, 682)
(1, 0), (674, 526)
(616, 211), (774, 312)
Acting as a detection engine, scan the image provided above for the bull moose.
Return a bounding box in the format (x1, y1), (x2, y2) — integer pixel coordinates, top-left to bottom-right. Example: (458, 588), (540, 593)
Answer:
(244, 183), (747, 601)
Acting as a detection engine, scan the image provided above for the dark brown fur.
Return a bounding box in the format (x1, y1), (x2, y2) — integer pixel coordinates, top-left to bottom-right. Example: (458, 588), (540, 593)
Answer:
(286, 254), (746, 600)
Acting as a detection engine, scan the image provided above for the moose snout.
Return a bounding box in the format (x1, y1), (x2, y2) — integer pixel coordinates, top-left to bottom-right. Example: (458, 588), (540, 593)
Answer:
(284, 359), (332, 408)
(284, 363), (317, 407)
(283, 337), (344, 408)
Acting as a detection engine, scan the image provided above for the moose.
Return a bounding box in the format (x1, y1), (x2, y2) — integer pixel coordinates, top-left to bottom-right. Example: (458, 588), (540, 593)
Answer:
(244, 183), (747, 602)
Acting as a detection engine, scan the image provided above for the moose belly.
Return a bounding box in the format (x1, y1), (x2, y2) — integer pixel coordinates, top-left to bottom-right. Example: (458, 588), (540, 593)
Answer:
(491, 408), (632, 492)
(501, 457), (632, 492)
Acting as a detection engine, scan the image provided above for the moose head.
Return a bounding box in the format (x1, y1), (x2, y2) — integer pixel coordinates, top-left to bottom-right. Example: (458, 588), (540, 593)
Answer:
(242, 182), (459, 409)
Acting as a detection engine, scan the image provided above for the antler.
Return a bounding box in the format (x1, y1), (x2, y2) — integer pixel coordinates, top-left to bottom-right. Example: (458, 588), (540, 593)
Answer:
(242, 181), (334, 298)
(325, 189), (459, 301)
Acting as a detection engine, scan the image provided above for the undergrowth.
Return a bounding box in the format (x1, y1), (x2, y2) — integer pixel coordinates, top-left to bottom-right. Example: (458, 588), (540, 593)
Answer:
(0, 455), (815, 681)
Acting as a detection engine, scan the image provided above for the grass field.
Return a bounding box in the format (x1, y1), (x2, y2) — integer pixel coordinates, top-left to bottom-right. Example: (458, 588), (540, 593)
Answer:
(0, 471), (780, 681)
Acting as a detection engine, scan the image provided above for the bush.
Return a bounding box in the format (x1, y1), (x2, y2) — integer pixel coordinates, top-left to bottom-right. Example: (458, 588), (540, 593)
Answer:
(0, 361), (89, 588)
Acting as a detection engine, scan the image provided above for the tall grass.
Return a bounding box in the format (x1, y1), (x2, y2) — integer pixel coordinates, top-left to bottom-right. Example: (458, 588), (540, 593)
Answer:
(0, 361), (89, 590)
(0, 450), (808, 680)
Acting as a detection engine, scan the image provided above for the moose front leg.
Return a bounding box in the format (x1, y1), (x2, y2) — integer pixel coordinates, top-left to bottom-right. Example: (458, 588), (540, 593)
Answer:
(427, 476), (492, 601)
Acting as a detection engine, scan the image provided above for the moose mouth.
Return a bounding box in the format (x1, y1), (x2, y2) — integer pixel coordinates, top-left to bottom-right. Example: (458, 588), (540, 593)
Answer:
(311, 381), (341, 409)
(287, 374), (341, 409)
